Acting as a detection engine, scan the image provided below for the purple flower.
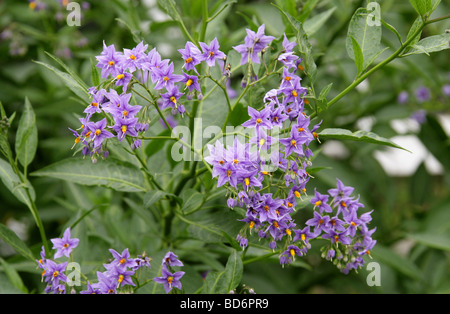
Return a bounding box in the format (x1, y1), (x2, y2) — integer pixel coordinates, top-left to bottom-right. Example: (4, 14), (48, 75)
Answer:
(86, 118), (115, 149)
(160, 86), (184, 110)
(442, 84), (450, 97)
(114, 67), (133, 92)
(323, 229), (351, 245)
(415, 86), (431, 103)
(397, 91), (409, 104)
(242, 106), (273, 129)
(42, 259), (68, 287)
(132, 254), (152, 271)
(328, 179), (354, 203)
(121, 41), (148, 72)
(162, 251), (184, 267)
(199, 37), (226, 67)
(51, 227), (79, 259)
(178, 41), (202, 73)
(233, 25), (274, 65)
(282, 34), (296, 53)
(310, 189), (332, 214)
(181, 72), (201, 93)
(80, 281), (100, 294)
(215, 163), (238, 188)
(112, 117), (138, 141)
(108, 248), (137, 270)
(153, 266), (185, 294)
(279, 133), (304, 157)
(293, 226), (316, 244)
(153, 62), (183, 91)
(305, 211), (330, 235)
(93, 271), (117, 294)
(96, 41), (123, 79)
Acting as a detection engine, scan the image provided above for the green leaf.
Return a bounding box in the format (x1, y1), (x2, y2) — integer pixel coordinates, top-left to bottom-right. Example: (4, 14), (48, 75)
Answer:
(0, 223), (35, 262)
(34, 60), (90, 104)
(402, 33), (450, 56)
(0, 159), (36, 209)
(350, 36), (364, 76)
(44, 52), (89, 91)
(409, 0), (432, 17)
(180, 188), (204, 214)
(90, 57), (100, 87)
(303, 7), (336, 37)
(31, 158), (147, 192)
(0, 258), (28, 293)
(408, 233), (450, 252)
(15, 97), (38, 169)
(371, 245), (423, 281)
(346, 7), (382, 72)
(318, 128), (411, 152)
(203, 249), (243, 293)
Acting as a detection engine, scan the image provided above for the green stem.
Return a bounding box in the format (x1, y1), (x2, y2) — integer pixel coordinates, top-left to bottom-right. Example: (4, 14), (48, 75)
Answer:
(314, 14), (450, 118)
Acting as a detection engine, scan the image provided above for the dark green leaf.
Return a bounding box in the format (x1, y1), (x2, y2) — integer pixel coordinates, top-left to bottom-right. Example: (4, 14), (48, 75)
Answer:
(31, 158), (148, 192)
(408, 233), (450, 252)
(0, 223), (35, 262)
(15, 97), (38, 168)
(0, 258), (28, 293)
(350, 36), (364, 76)
(318, 128), (411, 152)
(0, 159), (36, 209)
(180, 188), (204, 214)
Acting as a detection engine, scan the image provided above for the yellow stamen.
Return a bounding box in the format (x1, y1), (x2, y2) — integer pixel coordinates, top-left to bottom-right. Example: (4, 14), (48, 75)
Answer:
(298, 64), (304, 71)
(226, 170), (232, 177)
(351, 221), (357, 227)
(63, 243), (69, 248)
(287, 202), (293, 208)
(244, 178), (250, 186)
(167, 276), (173, 285)
(294, 191), (301, 198)
(290, 249), (295, 257)
(264, 205), (269, 212)
(334, 235), (339, 243)
(291, 140), (297, 147)
(292, 90), (298, 97)
(85, 131), (92, 138)
(315, 200), (322, 207)
(233, 159), (239, 164)
(256, 118), (262, 124)
(297, 127), (304, 132)
(185, 57), (193, 64)
(118, 275), (124, 283)
(116, 74), (125, 80)
(108, 61), (115, 66)
(52, 271), (59, 278)
(262, 171), (269, 175)
(186, 79), (193, 87)
(208, 51), (215, 57)
(130, 55), (136, 60)
(286, 229), (292, 236)
(285, 76), (291, 81)
(121, 126), (127, 134)
(249, 221), (255, 229)
(273, 221), (279, 228)
(163, 76), (169, 82)
(170, 96), (177, 103)
(91, 102), (98, 107)
(259, 138), (265, 147)
(119, 258), (126, 265)
(341, 201), (347, 207)
(122, 110), (128, 117)
(301, 234), (306, 241)
(29, 2), (37, 10)
(75, 137), (81, 144)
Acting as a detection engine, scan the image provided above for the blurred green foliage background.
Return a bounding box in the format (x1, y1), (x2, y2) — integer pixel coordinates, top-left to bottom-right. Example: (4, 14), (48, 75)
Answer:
(0, 0), (449, 294)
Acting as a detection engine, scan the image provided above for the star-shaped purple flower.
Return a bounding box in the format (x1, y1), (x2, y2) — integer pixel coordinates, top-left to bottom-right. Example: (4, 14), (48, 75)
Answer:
(51, 227), (79, 259)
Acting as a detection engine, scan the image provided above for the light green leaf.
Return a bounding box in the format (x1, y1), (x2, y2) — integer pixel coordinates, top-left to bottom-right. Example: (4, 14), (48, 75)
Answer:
(203, 249), (243, 293)
(408, 233), (450, 252)
(402, 33), (450, 56)
(34, 61), (90, 104)
(15, 97), (38, 169)
(0, 258), (28, 293)
(318, 128), (411, 152)
(371, 245), (423, 281)
(180, 188), (204, 214)
(44, 52), (89, 91)
(90, 57), (100, 87)
(31, 158), (147, 192)
(346, 7), (382, 72)
(0, 223), (35, 262)
(304, 7), (336, 37)
(0, 159), (36, 209)
(350, 36), (364, 75)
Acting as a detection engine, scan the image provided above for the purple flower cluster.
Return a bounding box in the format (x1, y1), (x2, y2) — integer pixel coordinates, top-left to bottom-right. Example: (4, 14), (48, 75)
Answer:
(85, 248), (151, 294)
(37, 227), (79, 294)
(206, 28), (375, 273)
(153, 252), (185, 294)
(71, 37), (228, 162)
(37, 228), (156, 294)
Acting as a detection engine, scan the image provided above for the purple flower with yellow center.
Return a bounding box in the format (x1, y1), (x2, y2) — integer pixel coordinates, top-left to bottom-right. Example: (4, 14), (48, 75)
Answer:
(284, 245), (303, 260)
(305, 211), (330, 235)
(293, 226), (316, 244)
(96, 41), (123, 79)
(84, 90), (105, 115)
(86, 118), (114, 149)
(278, 52), (299, 68)
(178, 41), (202, 73)
(245, 24), (275, 52)
(51, 227), (79, 259)
(80, 281), (99, 294)
(93, 271), (117, 294)
(344, 210), (362, 237)
(323, 229), (351, 245)
(181, 72), (201, 93)
(108, 99), (142, 120)
(328, 179), (354, 203)
(114, 67), (133, 93)
(121, 41), (148, 72)
(108, 248), (136, 270)
(215, 163), (238, 188)
(310, 189), (332, 213)
(153, 266), (185, 294)
(199, 37), (226, 67)
(107, 265), (136, 288)
(258, 194), (283, 223)
(237, 169), (262, 191)
(153, 62), (183, 91)
(143, 48), (170, 83)
(162, 251), (184, 267)
(241, 106), (272, 129)
(42, 259), (68, 286)
(112, 117), (138, 141)
(279, 133), (304, 157)
(160, 86), (184, 110)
